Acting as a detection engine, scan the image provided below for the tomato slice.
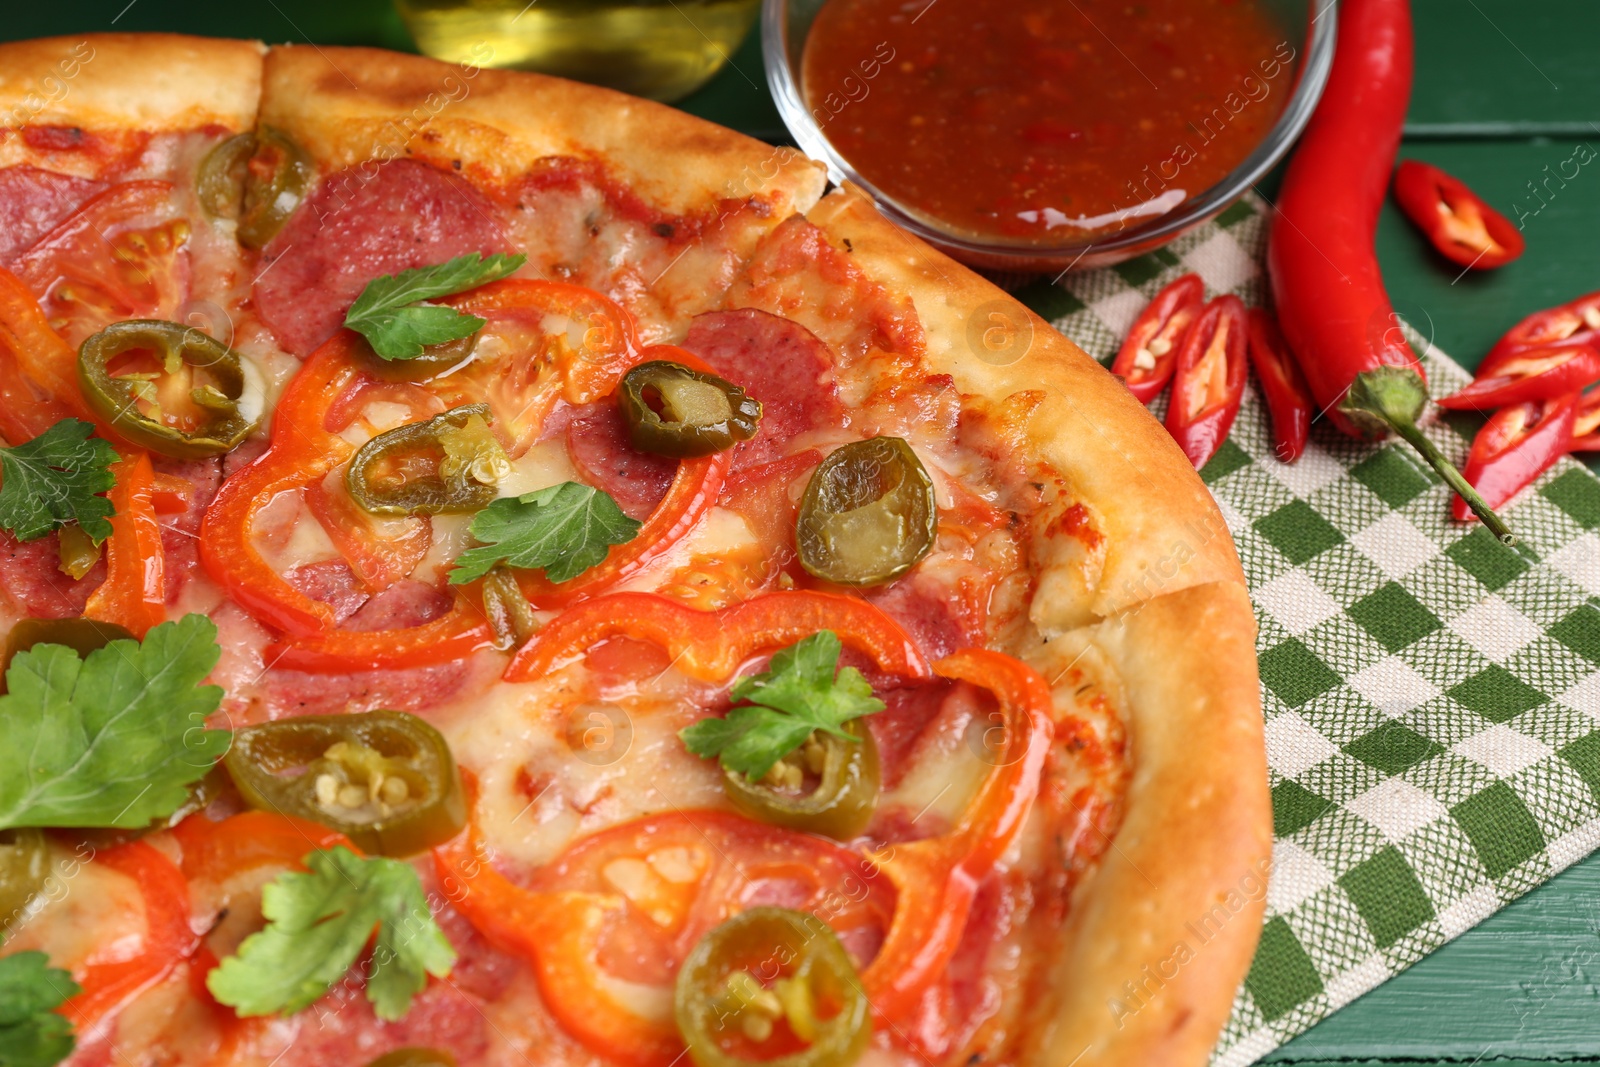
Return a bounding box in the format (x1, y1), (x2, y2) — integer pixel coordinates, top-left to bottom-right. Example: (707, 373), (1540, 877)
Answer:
(436, 805), (895, 1067)
(12, 181), (190, 347)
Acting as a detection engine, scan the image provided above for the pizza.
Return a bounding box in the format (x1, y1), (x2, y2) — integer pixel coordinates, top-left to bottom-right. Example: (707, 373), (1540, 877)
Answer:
(0, 33), (1269, 1067)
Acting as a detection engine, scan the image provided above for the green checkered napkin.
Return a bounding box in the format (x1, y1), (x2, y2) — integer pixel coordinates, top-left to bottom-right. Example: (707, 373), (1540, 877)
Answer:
(1010, 196), (1600, 1066)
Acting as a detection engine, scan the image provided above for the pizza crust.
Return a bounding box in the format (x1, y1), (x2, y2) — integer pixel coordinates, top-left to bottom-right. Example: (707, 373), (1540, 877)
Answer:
(1020, 580), (1269, 1067)
(257, 45), (827, 222)
(0, 33), (262, 148)
(806, 186), (1246, 628)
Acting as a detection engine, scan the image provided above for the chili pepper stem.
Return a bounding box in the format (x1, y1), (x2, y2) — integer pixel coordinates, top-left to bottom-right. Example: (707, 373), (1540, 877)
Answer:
(1342, 365), (1516, 545)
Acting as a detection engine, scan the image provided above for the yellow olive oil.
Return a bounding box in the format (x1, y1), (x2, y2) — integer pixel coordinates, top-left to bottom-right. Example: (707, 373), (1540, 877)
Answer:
(394, 0), (760, 102)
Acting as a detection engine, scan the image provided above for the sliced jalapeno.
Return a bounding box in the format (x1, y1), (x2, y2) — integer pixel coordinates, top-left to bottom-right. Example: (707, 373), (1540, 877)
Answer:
(723, 721), (878, 840)
(78, 320), (256, 459)
(619, 360), (761, 458)
(56, 523), (101, 579)
(197, 126), (313, 249)
(358, 333), (478, 383)
(676, 907), (870, 1067)
(223, 710), (466, 857)
(0, 828), (50, 932)
(364, 1050), (458, 1067)
(482, 565), (539, 651)
(345, 403), (509, 517)
(2, 617), (135, 693)
(795, 437), (937, 587)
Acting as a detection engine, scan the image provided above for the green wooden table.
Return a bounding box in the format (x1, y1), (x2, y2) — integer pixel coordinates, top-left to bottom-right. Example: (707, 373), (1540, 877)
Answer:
(8, 2), (1599, 1061)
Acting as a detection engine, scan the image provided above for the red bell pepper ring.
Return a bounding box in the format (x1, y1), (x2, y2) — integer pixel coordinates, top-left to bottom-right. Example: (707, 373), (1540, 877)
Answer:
(436, 799), (895, 1067)
(1165, 295), (1247, 469)
(84, 453), (167, 638)
(503, 588), (931, 683)
(859, 647), (1054, 1023)
(200, 337), (362, 636)
(1484, 288), (1600, 369)
(0, 266), (98, 445)
(1245, 308), (1313, 463)
(1453, 393), (1579, 522)
(58, 840), (199, 1034)
(1437, 344), (1600, 411)
(1393, 160), (1525, 270)
(1110, 273), (1204, 403)
(1570, 389), (1600, 452)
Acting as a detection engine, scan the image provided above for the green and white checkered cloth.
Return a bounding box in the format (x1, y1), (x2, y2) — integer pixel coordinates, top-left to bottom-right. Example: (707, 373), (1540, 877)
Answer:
(1011, 195), (1600, 1066)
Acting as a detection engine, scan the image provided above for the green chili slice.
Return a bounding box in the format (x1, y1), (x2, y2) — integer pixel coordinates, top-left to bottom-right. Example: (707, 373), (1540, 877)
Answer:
(78, 319), (256, 459)
(364, 1049), (458, 1067)
(1, 618), (135, 694)
(676, 907), (870, 1067)
(197, 126), (313, 249)
(795, 437), (937, 587)
(619, 360), (761, 458)
(222, 710), (466, 857)
(345, 403), (509, 517)
(0, 828), (50, 933)
(481, 565), (539, 651)
(358, 333), (478, 383)
(722, 721), (878, 840)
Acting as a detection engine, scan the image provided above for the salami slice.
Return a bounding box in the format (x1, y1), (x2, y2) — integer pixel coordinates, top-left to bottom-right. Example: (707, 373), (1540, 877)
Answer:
(0, 165), (104, 264)
(564, 399), (676, 520)
(683, 308), (844, 469)
(253, 159), (513, 356)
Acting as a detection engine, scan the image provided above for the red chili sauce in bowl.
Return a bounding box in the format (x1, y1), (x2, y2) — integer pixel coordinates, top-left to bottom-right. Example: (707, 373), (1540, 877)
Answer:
(802, 0), (1297, 242)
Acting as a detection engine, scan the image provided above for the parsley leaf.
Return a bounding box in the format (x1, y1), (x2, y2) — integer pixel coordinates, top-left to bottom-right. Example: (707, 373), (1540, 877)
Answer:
(0, 613), (229, 831)
(679, 631), (884, 779)
(448, 481), (641, 585)
(207, 846), (456, 1021)
(0, 951), (80, 1067)
(0, 420), (119, 544)
(343, 252), (526, 360)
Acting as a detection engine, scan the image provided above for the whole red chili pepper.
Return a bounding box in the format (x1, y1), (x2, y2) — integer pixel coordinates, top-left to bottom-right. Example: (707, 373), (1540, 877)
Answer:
(1453, 393), (1578, 521)
(1436, 344), (1600, 411)
(1246, 308), (1313, 463)
(1393, 160), (1525, 270)
(1267, 0), (1512, 541)
(1111, 273), (1204, 403)
(1164, 295), (1247, 470)
(1484, 288), (1600, 368)
(1570, 389), (1600, 452)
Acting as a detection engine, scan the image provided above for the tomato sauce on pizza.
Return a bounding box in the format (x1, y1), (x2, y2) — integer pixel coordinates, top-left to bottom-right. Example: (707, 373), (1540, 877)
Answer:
(0, 34), (1268, 1067)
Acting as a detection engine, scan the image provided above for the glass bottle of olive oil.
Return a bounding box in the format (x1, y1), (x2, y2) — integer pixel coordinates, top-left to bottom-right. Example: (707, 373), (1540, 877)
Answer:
(393, 0), (760, 102)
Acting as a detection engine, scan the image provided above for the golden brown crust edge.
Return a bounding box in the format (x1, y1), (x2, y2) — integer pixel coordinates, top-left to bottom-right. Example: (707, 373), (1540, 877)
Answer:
(258, 44), (827, 221)
(806, 186), (1245, 627)
(1023, 581), (1269, 1067)
(0, 33), (263, 148)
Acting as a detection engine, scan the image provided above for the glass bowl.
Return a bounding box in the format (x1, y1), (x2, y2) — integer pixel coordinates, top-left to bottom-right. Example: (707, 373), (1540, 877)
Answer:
(763, 0), (1336, 273)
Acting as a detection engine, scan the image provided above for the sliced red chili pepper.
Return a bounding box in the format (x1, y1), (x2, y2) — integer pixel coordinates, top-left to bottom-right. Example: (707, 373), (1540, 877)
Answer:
(503, 589), (931, 683)
(1165, 295), (1247, 469)
(1393, 160), (1525, 270)
(1110, 273), (1204, 403)
(1484, 288), (1600, 369)
(1245, 308), (1313, 463)
(58, 840), (199, 1034)
(1437, 344), (1600, 411)
(1571, 389), (1600, 452)
(83, 453), (166, 638)
(1453, 393), (1578, 522)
